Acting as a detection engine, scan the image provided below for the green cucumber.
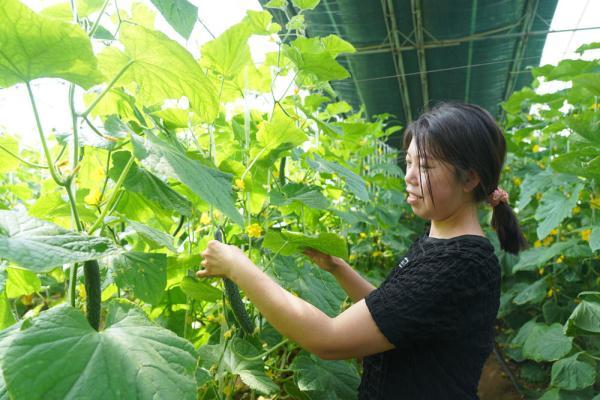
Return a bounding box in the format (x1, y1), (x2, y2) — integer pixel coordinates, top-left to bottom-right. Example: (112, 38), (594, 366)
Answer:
(215, 228), (255, 335)
(84, 259), (101, 330)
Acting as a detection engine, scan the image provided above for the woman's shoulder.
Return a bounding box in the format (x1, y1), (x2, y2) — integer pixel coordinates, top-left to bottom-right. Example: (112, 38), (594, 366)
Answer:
(411, 234), (500, 276)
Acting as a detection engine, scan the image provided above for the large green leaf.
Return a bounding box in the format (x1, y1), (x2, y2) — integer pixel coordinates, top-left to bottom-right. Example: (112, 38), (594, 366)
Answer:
(5, 267), (40, 298)
(126, 219), (177, 252)
(251, 111), (308, 167)
(270, 183), (330, 210)
(522, 323), (573, 362)
(198, 338), (278, 395)
(566, 111), (600, 146)
(97, 24), (218, 121)
(565, 300), (600, 336)
(149, 0), (197, 39)
(263, 230), (348, 259)
(179, 275), (222, 302)
(551, 353), (596, 391)
(28, 190), (98, 228)
(0, 210), (118, 273)
(306, 153), (369, 201)
(3, 302), (197, 399)
(292, 0), (320, 10)
(109, 151), (192, 217)
(0, 135), (19, 173)
(512, 277), (547, 306)
(290, 351), (360, 400)
(551, 147), (600, 179)
(0, 291), (15, 331)
(132, 131), (244, 226)
(201, 22), (252, 78)
(0, 0), (103, 88)
(284, 37), (350, 82)
(513, 239), (577, 273)
(41, 0), (105, 19)
(109, 252), (167, 305)
(270, 256), (346, 317)
(535, 184), (583, 240)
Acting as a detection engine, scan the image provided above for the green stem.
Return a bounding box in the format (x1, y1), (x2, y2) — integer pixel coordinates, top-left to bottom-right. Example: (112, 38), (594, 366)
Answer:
(237, 338), (289, 361)
(65, 184), (83, 232)
(87, 155), (134, 234)
(0, 144), (47, 169)
(88, 0), (111, 38)
(26, 82), (65, 186)
(81, 60), (134, 118)
(69, 262), (78, 307)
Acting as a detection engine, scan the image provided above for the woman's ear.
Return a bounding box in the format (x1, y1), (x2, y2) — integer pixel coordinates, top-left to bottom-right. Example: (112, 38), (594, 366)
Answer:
(463, 169), (480, 192)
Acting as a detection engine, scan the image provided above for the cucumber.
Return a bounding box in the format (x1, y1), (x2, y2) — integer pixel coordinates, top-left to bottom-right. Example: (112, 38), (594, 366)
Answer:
(214, 228), (255, 335)
(84, 260), (101, 330)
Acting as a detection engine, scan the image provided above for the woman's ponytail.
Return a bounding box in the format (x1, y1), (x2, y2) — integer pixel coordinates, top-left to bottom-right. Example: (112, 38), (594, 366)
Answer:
(491, 202), (528, 254)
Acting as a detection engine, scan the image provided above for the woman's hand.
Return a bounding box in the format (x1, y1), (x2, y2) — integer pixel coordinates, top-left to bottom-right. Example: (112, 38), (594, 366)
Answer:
(302, 247), (341, 273)
(197, 240), (251, 279)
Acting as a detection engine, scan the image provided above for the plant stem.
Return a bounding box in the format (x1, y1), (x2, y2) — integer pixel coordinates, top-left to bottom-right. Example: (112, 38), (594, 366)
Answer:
(0, 144), (47, 169)
(80, 60), (134, 118)
(26, 82), (65, 186)
(87, 155), (134, 234)
(88, 0), (111, 38)
(69, 262), (79, 307)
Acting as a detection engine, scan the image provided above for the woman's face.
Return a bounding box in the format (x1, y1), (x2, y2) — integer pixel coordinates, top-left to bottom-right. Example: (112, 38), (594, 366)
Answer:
(404, 138), (472, 221)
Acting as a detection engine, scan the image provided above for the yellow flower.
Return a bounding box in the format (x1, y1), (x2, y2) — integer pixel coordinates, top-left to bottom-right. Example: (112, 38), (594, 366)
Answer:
(543, 236), (554, 246)
(206, 315), (216, 323)
(200, 212), (211, 225)
(533, 144), (540, 153)
(349, 254), (356, 262)
(234, 178), (245, 191)
(550, 229), (558, 236)
(84, 189), (102, 206)
(359, 232), (367, 239)
(512, 177), (522, 187)
(534, 240), (542, 248)
(246, 223), (263, 238)
(556, 255), (564, 264)
(372, 250), (383, 257)
(572, 206), (581, 215)
(223, 329), (233, 339)
(214, 210), (222, 219)
(538, 267), (544, 275)
(547, 288), (554, 298)
(222, 385), (232, 396)
(526, 114), (533, 121)
(581, 229), (592, 242)
(20, 294), (33, 306)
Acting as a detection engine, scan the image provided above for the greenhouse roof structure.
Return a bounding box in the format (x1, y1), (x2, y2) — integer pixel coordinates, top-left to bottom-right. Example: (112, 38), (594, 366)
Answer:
(261, 0), (560, 147)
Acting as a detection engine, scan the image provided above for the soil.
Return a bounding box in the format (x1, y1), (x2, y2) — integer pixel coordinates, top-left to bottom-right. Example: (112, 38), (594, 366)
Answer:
(478, 351), (524, 400)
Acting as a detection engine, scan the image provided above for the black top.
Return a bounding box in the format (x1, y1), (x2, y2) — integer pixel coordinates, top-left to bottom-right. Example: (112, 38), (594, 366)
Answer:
(358, 233), (501, 400)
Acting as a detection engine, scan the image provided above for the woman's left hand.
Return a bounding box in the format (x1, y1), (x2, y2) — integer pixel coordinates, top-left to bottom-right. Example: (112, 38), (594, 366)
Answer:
(197, 240), (250, 279)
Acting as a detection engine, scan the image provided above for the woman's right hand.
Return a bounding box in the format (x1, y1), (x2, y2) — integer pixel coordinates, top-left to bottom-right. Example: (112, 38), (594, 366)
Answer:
(302, 247), (341, 273)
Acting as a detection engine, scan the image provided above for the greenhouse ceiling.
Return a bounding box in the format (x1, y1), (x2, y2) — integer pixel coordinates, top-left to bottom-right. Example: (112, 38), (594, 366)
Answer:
(261, 0), (560, 148)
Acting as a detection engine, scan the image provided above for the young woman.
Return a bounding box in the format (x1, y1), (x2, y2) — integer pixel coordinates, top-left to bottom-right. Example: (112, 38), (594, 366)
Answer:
(197, 102), (527, 399)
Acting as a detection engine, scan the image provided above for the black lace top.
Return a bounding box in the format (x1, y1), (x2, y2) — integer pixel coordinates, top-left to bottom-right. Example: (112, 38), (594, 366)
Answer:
(358, 233), (501, 400)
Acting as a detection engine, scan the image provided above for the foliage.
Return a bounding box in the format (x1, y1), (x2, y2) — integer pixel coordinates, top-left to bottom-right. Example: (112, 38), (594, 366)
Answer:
(498, 44), (600, 398)
(0, 0), (408, 398)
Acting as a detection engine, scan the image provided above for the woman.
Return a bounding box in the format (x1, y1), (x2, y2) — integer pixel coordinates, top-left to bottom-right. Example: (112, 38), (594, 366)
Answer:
(197, 102), (527, 399)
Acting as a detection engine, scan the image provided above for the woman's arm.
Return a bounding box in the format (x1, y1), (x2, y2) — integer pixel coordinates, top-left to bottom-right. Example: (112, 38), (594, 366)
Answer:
(197, 241), (394, 360)
(329, 257), (376, 302)
(302, 249), (376, 302)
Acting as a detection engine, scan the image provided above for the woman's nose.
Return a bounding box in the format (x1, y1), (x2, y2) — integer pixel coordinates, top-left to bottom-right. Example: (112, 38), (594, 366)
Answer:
(404, 163), (419, 186)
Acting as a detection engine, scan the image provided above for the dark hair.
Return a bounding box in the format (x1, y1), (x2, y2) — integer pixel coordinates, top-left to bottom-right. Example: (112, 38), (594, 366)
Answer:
(402, 101), (527, 254)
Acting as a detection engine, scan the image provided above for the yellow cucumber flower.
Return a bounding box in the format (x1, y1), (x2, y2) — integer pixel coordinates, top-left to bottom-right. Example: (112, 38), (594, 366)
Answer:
(246, 223), (263, 238)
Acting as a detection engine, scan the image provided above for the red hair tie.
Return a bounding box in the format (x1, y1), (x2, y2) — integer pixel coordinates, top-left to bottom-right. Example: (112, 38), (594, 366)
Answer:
(488, 187), (509, 207)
